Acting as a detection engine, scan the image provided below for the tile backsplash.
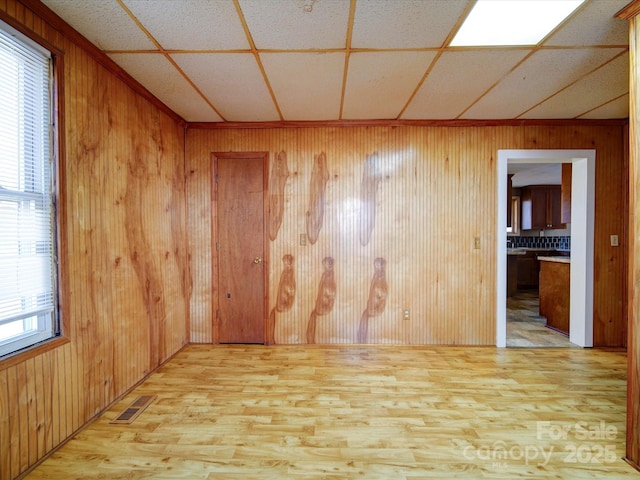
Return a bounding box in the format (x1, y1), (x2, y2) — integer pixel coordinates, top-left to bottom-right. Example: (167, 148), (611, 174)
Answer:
(508, 236), (570, 251)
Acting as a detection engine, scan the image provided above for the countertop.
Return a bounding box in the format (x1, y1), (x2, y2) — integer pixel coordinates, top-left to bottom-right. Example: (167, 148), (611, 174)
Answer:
(506, 248), (568, 255)
(538, 256), (570, 264)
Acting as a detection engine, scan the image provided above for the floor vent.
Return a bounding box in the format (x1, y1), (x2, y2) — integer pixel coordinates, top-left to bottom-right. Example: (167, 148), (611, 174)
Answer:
(110, 395), (156, 424)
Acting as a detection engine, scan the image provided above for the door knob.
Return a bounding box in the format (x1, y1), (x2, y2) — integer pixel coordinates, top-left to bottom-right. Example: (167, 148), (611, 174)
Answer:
(253, 257), (263, 264)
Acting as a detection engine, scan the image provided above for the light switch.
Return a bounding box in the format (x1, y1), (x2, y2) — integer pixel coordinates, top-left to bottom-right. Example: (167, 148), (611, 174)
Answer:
(474, 237), (480, 249)
(610, 235), (619, 247)
(300, 233), (307, 246)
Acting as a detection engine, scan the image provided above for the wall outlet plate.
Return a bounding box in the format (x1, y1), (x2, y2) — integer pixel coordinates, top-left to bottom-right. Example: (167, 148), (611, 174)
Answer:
(610, 235), (619, 247)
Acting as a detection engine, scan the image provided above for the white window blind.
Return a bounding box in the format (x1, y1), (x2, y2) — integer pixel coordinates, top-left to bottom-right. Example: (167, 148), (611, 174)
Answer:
(0, 20), (57, 357)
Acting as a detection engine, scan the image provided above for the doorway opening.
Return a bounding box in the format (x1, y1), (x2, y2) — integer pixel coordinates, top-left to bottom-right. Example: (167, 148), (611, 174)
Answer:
(496, 149), (595, 348)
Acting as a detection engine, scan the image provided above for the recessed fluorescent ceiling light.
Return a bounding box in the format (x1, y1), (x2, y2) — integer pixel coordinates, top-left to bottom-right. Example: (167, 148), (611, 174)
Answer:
(450, 0), (585, 47)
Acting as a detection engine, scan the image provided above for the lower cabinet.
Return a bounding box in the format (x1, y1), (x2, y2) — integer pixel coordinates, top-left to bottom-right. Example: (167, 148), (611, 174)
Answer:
(516, 254), (538, 289)
(539, 259), (570, 335)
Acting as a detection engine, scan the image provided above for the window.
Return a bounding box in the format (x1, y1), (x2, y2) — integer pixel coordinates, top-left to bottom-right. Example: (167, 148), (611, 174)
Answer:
(0, 20), (58, 357)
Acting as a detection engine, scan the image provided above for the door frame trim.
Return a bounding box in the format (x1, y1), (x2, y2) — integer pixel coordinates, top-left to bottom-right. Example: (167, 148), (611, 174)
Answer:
(211, 151), (270, 344)
(496, 149), (596, 348)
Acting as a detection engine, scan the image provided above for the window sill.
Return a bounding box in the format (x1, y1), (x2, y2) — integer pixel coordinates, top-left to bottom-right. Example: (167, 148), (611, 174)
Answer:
(0, 336), (70, 372)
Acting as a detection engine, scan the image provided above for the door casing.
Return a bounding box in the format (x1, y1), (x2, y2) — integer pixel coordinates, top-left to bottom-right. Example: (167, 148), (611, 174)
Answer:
(211, 151), (269, 344)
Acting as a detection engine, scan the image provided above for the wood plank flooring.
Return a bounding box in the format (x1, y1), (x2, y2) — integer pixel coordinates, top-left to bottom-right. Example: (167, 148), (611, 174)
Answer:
(25, 345), (637, 479)
(507, 291), (574, 348)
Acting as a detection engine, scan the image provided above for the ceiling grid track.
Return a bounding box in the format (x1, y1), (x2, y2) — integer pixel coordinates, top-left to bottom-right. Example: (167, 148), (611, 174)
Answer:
(233, 0), (284, 122)
(338, 0), (357, 121)
(516, 49), (630, 119)
(117, 0), (228, 121)
(397, 0), (477, 120)
(41, 0), (630, 123)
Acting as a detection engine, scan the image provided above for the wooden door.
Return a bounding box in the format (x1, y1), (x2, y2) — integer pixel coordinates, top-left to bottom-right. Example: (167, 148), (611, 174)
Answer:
(215, 153), (267, 344)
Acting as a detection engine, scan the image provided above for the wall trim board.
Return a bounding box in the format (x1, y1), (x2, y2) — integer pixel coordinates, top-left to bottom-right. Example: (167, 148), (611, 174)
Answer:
(187, 118), (629, 130)
(18, 0), (186, 126)
(617, 0), (640, 21)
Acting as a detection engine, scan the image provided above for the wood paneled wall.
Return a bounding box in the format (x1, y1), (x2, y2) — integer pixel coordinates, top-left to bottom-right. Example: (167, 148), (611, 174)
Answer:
(0, 1), (189, 479)
(618, 2), (640, 471)
(186, 124), (627, 347)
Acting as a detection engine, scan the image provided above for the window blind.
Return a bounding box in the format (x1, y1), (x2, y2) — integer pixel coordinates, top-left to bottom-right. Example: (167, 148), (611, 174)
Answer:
(0, 21), (57, 356)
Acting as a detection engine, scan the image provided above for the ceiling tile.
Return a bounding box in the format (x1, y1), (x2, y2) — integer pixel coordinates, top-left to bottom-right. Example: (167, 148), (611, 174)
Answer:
(108, 53), (222, 122)
(511, 164), (561, 188)
(41, 0), (155, 50)
(522, 53), (629, 119)
(462, 48), (626, 119)
(260, 52), (344, 121)
(343, 51), (436, 120)
(545, 0), (629, 47)
(579, 94), (629, 119)
(171, 53), (279, 122)
(122, 0), (249, 50)
(352, 0), (468, 49)
(402, 49), (530, 119)
(238, 0), (350, 49)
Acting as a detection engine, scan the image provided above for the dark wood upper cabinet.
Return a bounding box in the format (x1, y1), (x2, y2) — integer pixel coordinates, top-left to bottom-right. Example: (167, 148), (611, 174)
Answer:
(521, 185), (564, 230)
(561, 164), (572, 224)
(507, 174), (513, 228)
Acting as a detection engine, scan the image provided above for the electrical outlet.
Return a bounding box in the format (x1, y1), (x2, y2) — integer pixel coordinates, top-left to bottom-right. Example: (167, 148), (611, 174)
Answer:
(300, 233), (307, 246)
(474, 237), (480, 249)
(403, 308), (410, 320)
(610, 235), (619, 247)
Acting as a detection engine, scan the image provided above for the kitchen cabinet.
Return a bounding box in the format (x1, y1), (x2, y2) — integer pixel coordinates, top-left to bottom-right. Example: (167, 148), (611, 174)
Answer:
(515, 249), (561, 290)
(516, 253), (538, 289)
(561, 164), (571, 224)
(539, 257), (570, 335)
(507, 254), (518, 296)
(521, 185), (563, 230)
(507, 174), (513, 229)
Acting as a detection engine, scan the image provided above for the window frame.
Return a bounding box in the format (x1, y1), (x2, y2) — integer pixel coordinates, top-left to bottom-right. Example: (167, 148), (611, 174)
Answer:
(0, 13), (68, 367)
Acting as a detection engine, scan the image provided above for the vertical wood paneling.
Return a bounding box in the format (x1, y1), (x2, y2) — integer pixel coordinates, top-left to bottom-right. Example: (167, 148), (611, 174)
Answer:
(625, 9), (640, 472)
(0, 370), (9, 480)
(0, 1), (189, 479)
(186, 124), (626, 348)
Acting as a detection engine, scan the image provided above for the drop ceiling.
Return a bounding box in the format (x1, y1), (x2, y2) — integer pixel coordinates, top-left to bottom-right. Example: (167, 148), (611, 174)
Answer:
(39, 0), (631, 124)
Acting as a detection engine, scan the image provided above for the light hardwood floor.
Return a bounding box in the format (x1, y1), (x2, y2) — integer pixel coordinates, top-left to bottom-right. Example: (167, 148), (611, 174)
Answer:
(506, 291), (574, 348)
(26, 345), (637, 479)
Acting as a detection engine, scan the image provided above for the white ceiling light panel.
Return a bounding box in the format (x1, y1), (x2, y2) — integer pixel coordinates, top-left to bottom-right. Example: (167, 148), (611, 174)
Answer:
(451, 0), (585, 47)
